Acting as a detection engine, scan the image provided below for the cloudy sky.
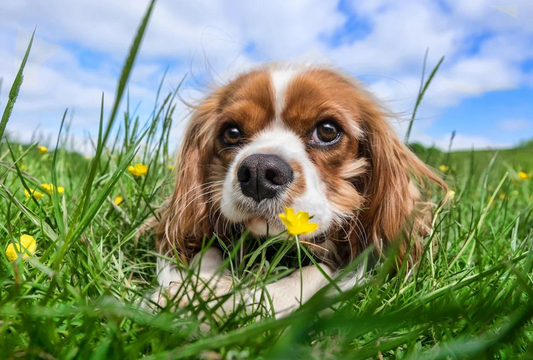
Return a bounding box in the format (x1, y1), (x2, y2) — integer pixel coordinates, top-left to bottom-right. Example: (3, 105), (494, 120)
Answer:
(1, 0), (532, 151)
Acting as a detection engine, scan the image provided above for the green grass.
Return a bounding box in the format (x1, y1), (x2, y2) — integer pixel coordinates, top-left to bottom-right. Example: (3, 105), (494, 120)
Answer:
(2, 3), (533, 358)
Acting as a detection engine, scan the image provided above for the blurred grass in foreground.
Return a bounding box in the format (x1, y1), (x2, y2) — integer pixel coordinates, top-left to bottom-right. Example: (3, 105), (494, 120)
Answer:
(1, 1), (533, 358)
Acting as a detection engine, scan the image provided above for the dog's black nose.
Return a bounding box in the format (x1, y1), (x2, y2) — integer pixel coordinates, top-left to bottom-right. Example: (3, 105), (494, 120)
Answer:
(237, 154), (293, 202)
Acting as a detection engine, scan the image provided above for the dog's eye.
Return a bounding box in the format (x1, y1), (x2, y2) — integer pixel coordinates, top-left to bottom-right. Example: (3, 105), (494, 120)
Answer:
(311, 120), (341, 145)
(222, 125), (242, 145)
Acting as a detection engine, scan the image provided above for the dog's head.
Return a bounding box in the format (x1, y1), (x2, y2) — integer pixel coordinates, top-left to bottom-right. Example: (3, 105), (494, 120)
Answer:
(157, 64), (447, 267)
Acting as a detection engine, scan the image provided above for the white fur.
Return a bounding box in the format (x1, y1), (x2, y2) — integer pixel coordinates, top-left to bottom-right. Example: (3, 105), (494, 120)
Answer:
(271, 68), (298, 121)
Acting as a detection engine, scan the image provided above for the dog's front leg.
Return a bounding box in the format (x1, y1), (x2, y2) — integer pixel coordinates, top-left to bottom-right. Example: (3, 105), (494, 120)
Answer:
(150, 247), (232, 309)
(254, 264), (334, 318)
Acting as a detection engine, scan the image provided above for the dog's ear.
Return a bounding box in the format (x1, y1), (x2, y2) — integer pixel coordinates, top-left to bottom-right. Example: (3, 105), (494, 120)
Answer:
(352, 97), (447, 267)
(156, 93), (221, 261)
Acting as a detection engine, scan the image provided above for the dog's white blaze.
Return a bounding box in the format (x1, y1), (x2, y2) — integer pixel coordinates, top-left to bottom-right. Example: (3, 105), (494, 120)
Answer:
(271, 68), (298, 122)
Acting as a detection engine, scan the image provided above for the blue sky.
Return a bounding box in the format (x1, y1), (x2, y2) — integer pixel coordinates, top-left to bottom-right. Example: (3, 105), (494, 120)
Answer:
(0, 0), (532, 152)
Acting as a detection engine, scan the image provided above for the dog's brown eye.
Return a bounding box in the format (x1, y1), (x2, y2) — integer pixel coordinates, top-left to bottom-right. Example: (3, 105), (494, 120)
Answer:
(222, 125), (242, 145)
(311, 121), (341, 145)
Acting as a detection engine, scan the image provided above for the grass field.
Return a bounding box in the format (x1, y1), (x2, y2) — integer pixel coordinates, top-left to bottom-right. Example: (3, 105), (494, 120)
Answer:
(2, 3), (533, 358)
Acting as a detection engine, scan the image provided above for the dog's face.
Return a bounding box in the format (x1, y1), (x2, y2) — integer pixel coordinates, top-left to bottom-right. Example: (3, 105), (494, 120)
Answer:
(158, 65), (446, 267)
(218, 68), (365, 241)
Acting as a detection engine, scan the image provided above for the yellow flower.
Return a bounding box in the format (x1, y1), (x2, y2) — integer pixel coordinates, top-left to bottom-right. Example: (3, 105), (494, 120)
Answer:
(499, 193), (506, 200)
(41, 183), (65, 195)
(5, 234), (37, 262)
(20, 165), (28, 171)
(128, 163), (148, 177)
(439, 165), (449, 173)
(279, 207), (319, 236)
(84, 155), (91, 160)
(448, 190), (456, 199)
(167, 165), (174, 171)
(24, 188), (44, 200)
(518, 171), (530, 181)
(37, 146), (48, 154)
(114, 195), (123, 206)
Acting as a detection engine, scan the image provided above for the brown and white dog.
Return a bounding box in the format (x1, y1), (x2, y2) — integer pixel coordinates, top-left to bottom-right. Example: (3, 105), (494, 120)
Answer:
(151, 63), (447, 317)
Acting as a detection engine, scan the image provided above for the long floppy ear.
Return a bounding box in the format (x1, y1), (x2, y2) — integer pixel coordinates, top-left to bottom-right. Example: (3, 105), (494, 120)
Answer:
(155, 94), (221, 262)
(355, 100), (447, 266)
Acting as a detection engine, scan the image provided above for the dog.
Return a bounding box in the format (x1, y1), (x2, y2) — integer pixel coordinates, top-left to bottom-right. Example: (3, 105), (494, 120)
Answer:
(149, 63), (447, 318)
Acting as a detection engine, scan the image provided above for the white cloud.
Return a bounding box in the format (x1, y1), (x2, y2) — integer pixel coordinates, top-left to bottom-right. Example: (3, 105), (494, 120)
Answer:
(491, 5), (519, 19)
(446, 134), (512, 150)
(410, 131), (512, 150)
(333, 1), (461, 74)
(498, 119), (533, 132)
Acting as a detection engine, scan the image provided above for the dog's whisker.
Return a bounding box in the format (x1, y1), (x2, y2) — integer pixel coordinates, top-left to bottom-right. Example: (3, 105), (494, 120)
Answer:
(298, 240), (330, 253)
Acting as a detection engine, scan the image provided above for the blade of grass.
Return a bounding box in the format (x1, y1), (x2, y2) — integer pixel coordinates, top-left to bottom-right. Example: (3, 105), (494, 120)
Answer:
(0, 30), (34, 140)
(404, 52), (444, 144)
(51, 109), (68, 235)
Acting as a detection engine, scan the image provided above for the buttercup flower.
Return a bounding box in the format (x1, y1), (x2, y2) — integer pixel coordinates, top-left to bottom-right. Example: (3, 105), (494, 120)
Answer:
(37, 146), (48, 154)
(24, 188), (45, 200)
(41, 183), (65, 195)
(167, 165), (174, 171)
(439, 165), (449, 173)
(448, 190), (456, 199)
(518, 171), (530, 181)
(279, 207), (319, 236)
(5, 234), (37, 262)
(128, 163), (148, 177)
(114, 195), (123, 206)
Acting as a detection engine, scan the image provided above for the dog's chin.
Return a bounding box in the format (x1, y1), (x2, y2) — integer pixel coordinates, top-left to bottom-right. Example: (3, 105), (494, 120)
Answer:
(244, 217), (328, 244)
(245, 217), (285, 237)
